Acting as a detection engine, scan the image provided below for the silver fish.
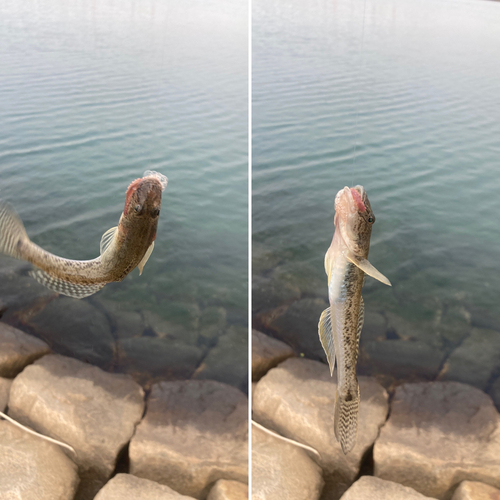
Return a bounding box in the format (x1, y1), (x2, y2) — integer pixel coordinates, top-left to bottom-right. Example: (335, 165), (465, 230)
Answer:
(0, 170), (167, 299)
(318, 186), (391, 454)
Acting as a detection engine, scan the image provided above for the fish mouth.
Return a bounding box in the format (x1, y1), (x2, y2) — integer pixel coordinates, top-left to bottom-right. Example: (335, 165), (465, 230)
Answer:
(336, 185), (367, 214)
(143, 170), (168, 191)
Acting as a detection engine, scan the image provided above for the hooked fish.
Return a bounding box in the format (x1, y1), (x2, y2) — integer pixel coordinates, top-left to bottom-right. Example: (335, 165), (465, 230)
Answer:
(0, 170), (167, 299)
(318, 186), (391, 454)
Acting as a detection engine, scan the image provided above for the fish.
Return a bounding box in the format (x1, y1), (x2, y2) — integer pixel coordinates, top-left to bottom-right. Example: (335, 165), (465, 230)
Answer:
(0, 170), (167, 299)
(318, 185), (391, 454)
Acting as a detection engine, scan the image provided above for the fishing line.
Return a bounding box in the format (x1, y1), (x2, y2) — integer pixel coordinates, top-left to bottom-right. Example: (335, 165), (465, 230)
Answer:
(351, 0), (368, 181)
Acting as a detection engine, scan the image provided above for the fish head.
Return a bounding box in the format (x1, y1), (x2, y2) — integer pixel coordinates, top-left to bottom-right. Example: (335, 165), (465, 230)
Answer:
(334, 185), (375, 257)
(123, 171), (168, 227)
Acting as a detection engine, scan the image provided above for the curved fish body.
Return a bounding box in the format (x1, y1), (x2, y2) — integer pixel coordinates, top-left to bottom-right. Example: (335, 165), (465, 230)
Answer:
(0, 170), (167, 299)
(318, 186), (390, 454)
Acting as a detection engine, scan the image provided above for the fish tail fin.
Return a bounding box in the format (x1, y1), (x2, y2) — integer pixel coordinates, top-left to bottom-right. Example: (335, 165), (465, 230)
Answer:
(0, 202), (30, 260)
(334, 385), (360, 454)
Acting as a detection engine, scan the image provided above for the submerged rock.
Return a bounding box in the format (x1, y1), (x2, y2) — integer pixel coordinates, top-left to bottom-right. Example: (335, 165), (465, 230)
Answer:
(193, 326), (248, 391)
(438, 327), (500, 390)
(263, 298), (328, 360)
(253, 358), (388, 499)
(252, 425), (323, 500)
(361, 339), (445, 380)
(0, 322), (50, 377)
(129, 380), (248, 499)
(0, 377), (12, 411)
(207, 479), (248, 500)
(19, 297), (115, 369)
(252, 330), (294, 381)
(8, 354), (145, 500)
(374, 382), (500, 499)
(94, 474), (196, 500)
(252, 275), (301, 314)
(489, 376), (500, 412)
(339, 476), (438, 500)
(0, 419), (79, 500)
(451, 480), (500, 500)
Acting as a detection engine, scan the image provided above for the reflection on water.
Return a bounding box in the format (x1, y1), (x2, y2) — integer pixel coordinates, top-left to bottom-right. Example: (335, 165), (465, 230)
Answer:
(0, 0), (248, 390)
(253, 0), (500, 405)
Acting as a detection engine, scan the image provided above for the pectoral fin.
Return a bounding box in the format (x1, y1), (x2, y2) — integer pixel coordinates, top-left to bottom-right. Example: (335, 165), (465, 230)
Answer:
(318, 307), (336, 376)
(346, 253), (391, 286)
(100, 226), (118, 255)
(138, 241), (154, 276)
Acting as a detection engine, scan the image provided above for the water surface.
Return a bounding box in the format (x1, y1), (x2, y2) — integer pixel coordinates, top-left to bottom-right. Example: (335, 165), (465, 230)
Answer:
(253, 0), (500, 401)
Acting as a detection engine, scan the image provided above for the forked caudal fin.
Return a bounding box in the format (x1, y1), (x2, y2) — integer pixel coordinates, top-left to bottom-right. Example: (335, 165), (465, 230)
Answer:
(0, 201), (29, 260)
(334, 386), (360, 454)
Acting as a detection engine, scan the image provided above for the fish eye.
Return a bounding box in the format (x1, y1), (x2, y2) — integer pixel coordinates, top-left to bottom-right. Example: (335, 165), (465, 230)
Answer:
(368, 216), (374, 223)
(134, 204), (142, 213)
(152, 208), (160, 218)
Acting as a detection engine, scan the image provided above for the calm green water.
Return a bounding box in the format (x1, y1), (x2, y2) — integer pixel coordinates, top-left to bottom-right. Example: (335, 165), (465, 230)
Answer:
(253, 0), (500, 398)
(0, 0), (248, 388)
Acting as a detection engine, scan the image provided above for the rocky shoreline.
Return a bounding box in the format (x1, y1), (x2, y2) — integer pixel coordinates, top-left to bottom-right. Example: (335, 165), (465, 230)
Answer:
(0, 322), (248, 500)
(252, 330), (500, 500)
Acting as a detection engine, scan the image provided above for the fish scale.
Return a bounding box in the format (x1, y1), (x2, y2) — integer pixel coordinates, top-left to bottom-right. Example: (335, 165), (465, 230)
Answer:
(318, 186), (391, 454)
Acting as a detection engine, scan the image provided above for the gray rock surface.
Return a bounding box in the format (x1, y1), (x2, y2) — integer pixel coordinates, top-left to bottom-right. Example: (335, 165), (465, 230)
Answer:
(374, 382), (500, 499)
(263, 298), (329, 360)
(340, 476), (438, 500)
(0, 377), (12, 411)
(451, 480), (500, 500)
(94, 474), (196, 500)
(0, 419), (79, 500)
(252, 330), (294, 381)
(117, 336), (203, 381)
(0, 322), (50, 377)
(21, 297), (115, 368)
(253, 358), (388, 499)
(362, 339), (445, 379)
(130, 380), (248, 499)
(193, 326), (248, 391)
(252, 425), (323, 500)
(8, 354), (145, 500)
(207, 479), (248, 500)
(438, 328), (500, 390)
(490, 376), (500, 412)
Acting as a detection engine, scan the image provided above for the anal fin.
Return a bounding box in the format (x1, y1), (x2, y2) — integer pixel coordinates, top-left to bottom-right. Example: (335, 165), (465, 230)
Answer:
(318, 307), (336, 376)
(29, 270), (106, 299)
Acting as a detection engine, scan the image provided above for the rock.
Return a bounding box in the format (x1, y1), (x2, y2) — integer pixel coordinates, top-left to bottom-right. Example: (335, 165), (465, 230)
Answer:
(438, 328), (500, 390)
(270, 261), (325, 298)
(130, 380), (248, 499)
(252, 275), (301, 314)
(252, 330), (294, 381)
(8, 354), (145, 500)
(143, 310), (199, 345)
(253, 358), (388, 499)
(117, 337), (204, 381)
(94, 474), (197, 500)
(374, 382), (500, 499)
(207, 479), (248, 500)
(0, 419), (79, 500)
(198, 307), (227, 347)
(361, 339), (445, 380)
(451, 480), (500, 500)
(252, 425), (323, 500)
(193, 326), (248, 391)
(96, 299), (146, 339)
(489, 376), (500, 412)
(385, 312), (442, 348)
(19, 297), (115, 369)
(360, 309), (387, 343)
(0, 322), (50, 377)
(340, 476), (438, 500)
(0, 377), (12, 411)
(264, 298), (328, 360)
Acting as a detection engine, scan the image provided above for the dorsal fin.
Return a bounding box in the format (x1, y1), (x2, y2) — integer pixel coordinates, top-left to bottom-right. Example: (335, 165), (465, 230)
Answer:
(100, 226), (118, 255)
(137, 241), (154, 276)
